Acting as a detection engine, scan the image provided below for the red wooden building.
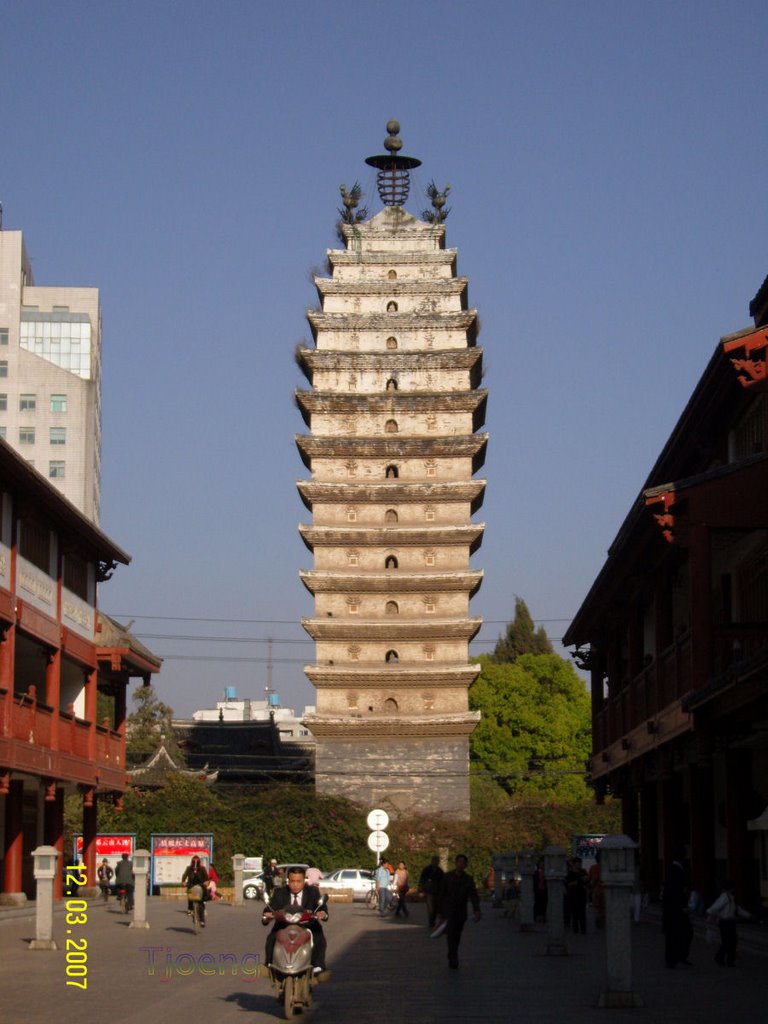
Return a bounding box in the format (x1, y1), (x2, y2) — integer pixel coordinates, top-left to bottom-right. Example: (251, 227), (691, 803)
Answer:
(564, 287), (768, 909)
(0, 439), (160, 903)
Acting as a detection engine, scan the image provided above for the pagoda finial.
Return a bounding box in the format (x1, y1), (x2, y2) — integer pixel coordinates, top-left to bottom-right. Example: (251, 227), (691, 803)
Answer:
(365, 120), (422, 207)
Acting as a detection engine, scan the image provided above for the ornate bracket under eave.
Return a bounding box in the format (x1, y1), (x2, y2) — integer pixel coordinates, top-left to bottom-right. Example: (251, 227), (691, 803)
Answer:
(644, 489), (688, 546)
(722, 327), (768, 390)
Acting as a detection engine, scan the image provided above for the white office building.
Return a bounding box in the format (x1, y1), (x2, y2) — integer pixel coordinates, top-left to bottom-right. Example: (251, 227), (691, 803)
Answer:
(0, 227), (101, 523)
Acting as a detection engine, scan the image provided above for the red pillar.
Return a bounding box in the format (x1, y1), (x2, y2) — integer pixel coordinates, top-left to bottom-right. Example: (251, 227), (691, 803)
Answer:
(85, 667), (97, 761)
(725, 750), (753, 903)
(0, 622), (16, 736)
(114, 676), (127, 741)
(688, 759), (715, 904)
(46, 649), (61, 748)
(659, 766), (684, 869)
(82, 788), (97, 887)
(2, 778), (24, 896)
(639, 781), (660, 900)
(653, 571), (674, 712)
(44, 783), (65, 900)
(621, 786), (640, 842)
(688, 524), (713, 690)
(590, 662), (604, 751)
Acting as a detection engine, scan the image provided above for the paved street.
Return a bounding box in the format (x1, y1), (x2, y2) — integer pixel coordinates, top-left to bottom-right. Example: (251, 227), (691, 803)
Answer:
(1, 896), (766, 1023)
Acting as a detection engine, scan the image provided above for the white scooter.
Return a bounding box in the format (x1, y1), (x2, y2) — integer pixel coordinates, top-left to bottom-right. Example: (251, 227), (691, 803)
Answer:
(262, 892), (328, 1019)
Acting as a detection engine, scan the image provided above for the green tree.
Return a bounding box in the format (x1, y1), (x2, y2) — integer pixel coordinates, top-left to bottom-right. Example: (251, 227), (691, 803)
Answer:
(469, 653), (591, 801)
(126, 684), (180, 758)
(493, 596), (553, 662)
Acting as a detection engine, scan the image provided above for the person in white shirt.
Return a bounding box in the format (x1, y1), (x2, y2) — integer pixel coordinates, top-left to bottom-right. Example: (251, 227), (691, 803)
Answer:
(706, 881), (751, 966)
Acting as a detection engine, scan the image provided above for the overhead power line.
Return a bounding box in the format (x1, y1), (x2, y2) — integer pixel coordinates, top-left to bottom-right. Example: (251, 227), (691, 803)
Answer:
(108, 612), (574, 626)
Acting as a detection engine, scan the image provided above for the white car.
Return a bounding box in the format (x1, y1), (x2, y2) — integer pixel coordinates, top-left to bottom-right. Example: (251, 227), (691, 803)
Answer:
(320, 868), (376, 900)
(242, 873), (266, 900)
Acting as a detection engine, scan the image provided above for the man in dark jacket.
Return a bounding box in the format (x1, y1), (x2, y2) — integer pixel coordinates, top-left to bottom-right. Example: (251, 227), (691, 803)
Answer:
(662, 856), (692, 967)
(418, 855), (445, 929)
(114, 853), (134, 911)
(262, 865), (330, 979)
(436, 854), (481, 969)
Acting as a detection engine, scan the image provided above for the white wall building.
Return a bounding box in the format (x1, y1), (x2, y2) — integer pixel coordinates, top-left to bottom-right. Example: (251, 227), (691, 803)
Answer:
(0, 227), (101, 523)
(190, 689), (316, 744)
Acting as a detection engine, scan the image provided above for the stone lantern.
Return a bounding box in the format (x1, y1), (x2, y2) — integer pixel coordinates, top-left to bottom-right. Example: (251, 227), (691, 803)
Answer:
(129, 849), (151, 929)
(29, 846), (61, 950)
(598, 835), (642, 1008)
(543, 845), (568, 955)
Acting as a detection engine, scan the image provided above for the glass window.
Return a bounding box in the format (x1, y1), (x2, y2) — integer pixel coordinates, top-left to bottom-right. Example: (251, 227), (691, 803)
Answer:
(0, 427), (6, 439)
(20, 321), (92, 379)
(19, 427), (35, 445)
(49, 461), (65, 479)
(0, 361), (7, 378)
(19, 394), (36, 411)
(0, 394), (6, 411)
(50, 427), (66, 445)
(0, 328), (8, 345)
(50, 394), (67, 412)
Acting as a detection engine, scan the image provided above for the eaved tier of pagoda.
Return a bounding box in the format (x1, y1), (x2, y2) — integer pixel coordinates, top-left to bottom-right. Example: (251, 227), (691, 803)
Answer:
(295, 122), (487, 819)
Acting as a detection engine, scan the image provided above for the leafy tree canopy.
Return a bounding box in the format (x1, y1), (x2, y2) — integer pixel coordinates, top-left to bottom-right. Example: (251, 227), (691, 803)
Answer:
(126, 684), (181, 758)
(469, 652), (591, 801)
(493, 596), (552, 663)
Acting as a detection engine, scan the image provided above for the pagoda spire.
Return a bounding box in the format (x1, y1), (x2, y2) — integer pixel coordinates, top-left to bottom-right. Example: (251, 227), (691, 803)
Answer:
(365, 120), (422, 207)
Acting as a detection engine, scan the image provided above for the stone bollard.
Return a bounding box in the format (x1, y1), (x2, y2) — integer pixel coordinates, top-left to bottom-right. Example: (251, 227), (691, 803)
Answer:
(232, 854), (245, 907)
(598, 835), (643, 1008)
(29, 846), (61, 950)
(543, 845), (568, 955)
(129, 849), (151, 929)
(518, 850), (536, 931)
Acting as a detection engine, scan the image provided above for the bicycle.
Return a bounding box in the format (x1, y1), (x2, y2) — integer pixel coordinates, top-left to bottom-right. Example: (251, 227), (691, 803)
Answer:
(188, 884), (205, 934)
(117, 886), (134, 914)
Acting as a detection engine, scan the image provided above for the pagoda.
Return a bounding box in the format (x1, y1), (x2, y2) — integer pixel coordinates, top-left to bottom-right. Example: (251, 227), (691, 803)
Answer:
(296, 122), (486, 818)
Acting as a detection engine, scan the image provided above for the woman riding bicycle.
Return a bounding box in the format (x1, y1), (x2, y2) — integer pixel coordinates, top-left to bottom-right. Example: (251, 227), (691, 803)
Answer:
(181, 856), (209, 927)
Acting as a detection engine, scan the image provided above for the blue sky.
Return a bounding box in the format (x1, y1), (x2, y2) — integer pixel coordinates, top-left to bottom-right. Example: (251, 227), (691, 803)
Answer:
(2, 1), (767, 716)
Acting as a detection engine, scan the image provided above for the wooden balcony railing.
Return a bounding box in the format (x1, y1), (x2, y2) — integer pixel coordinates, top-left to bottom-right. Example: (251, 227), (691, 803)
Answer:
(1, 688), (122, 770)
(595, 624), (768, 752)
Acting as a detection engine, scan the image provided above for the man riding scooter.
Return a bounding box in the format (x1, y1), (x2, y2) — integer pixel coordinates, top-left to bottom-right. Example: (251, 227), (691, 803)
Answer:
(262, 865), (330, 981)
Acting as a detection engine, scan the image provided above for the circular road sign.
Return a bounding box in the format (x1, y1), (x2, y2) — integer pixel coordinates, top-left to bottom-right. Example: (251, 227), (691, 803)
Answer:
(367, 830), (389, 854)
(367, 808), (390, 831)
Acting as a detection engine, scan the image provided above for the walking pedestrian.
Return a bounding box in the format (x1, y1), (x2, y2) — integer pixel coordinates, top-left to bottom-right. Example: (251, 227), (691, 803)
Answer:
(394, 861), (409, 918)
(418, 855), (444, 929)
(706, 881), (752, 966)
(662, 855), (692, 967)
(434, 854), (481, 969)
(374, 857), (392, 917)
(566, 857), (588, 934)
